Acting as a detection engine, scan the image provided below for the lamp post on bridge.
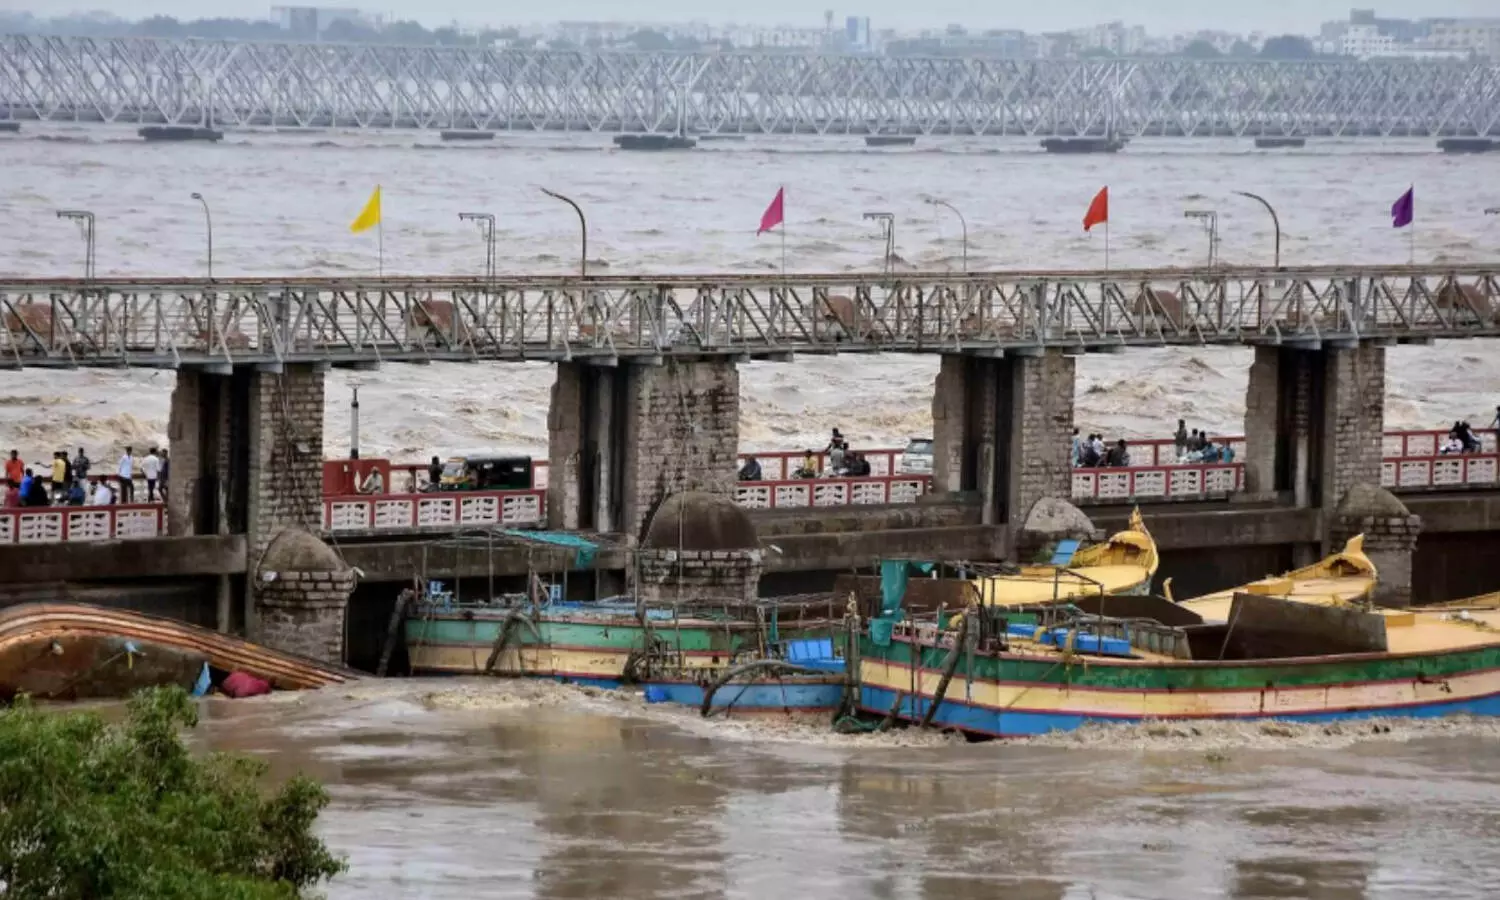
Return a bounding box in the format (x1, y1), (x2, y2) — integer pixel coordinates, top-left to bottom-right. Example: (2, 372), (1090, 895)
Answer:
(926, 199), (967, 273)
(1233, 190), (1282, 269)
(540, 188), (587, 278)
(55, 209), (95, 280)
(457, 212), (497, 286)
(190, 192), (213, 280)
(1183, 209), (1219, 269)
(862, 211), (895, 277)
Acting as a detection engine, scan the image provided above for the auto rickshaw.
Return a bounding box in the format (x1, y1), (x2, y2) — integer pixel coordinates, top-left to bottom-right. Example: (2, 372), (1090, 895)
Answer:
(436, 455), (534, 491)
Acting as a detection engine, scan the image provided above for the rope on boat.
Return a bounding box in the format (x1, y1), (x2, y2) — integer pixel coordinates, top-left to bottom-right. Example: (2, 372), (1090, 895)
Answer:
(481, 608), (539, 676)
(919, 607), (972, 730)
(698, 659), (831, 718)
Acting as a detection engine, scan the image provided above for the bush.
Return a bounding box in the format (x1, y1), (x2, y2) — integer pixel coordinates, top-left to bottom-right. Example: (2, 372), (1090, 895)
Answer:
(0, 686), (346, 899)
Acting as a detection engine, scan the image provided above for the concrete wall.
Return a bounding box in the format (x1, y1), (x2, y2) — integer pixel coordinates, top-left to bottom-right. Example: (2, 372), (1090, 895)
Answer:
(246, 365), (327, 559)
(1322, 343), (1386, 513)
(930, 350), (1074, 542)
(549, 358), (739, 541)
(1006, 350), (1076, 530)
(621, 358), (739, 541)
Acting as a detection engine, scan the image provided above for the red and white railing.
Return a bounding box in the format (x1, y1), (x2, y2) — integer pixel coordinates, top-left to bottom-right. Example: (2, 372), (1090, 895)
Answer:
(1072, 464), (1246, 502)
(323, 489), (547, 533)
(0, 504), (165, 545)
(1382, 455), (1499, 491)
(733, 475), (929, 509)
(1383, 429), (1498, 459)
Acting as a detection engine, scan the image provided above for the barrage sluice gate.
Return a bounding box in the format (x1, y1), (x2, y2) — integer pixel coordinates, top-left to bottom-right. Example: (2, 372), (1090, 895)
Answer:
(5, 264), (1500, 668)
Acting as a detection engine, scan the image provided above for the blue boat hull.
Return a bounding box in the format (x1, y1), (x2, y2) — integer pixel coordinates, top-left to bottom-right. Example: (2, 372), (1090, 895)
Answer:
(646, 679), (845, 715)
(859, 685), (1500, 738)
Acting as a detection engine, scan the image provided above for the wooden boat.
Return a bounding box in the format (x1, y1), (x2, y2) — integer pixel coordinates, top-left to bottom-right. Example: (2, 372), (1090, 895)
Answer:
(972, 508), (1158, 607)
(1437, 138), (1496, 155)
(640, 637), (847, 718)
(0, 603), (356, 700)
(138, 125), (223, 143)
(613, 133), (697, 151)
(404, 591), (843, 688)
(856, 536), (1500, 737)
(1175, 534), (1377, 621)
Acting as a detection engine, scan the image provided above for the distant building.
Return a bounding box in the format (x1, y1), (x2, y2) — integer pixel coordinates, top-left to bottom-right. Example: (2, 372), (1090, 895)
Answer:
(845, 16), (872, 52)
(1426, 18), (1500, 59)
(271, 6), (374, 36)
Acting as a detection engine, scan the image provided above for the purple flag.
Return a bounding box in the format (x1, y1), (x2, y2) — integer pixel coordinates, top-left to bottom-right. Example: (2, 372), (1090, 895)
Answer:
(1391, 187), (1413, 229)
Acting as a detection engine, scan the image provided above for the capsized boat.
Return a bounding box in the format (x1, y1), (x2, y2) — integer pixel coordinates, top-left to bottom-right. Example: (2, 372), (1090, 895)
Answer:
(0, 603), (356, 700)
(856, 535), (1500, 737)
(972, 508), (1158, 607)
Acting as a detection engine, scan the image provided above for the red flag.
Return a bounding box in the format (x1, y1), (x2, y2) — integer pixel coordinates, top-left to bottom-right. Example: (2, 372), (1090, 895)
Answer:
(758, 187), (785, 235)
(1083, 186), (1109, 232)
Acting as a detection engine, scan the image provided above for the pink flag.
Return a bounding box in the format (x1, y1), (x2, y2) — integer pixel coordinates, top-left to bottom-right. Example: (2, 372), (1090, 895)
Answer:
(758, 187), (784, 235)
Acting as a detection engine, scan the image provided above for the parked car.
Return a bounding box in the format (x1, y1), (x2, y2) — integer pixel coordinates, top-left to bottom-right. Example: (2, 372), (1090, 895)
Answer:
(898, 437), (933, 475)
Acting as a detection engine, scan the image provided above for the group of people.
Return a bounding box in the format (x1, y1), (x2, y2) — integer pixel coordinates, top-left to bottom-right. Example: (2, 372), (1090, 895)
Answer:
(2, 446), (167, 509)
(1071, 430), (1132, 468)
(1172, 420), (1236, 464)
(1440, 420), (1488, 455)
(737, 429), (873, 482)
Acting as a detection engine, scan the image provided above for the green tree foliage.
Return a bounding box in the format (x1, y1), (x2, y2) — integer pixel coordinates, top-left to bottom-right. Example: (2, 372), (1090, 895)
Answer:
(0, 687), (345, 899)
(1179, 39), (1222, 59)
(1260, 35), (1318, 59)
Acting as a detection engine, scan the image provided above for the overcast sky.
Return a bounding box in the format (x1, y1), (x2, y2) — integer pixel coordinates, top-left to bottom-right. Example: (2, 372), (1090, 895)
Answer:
(6, 1), (1498, 33)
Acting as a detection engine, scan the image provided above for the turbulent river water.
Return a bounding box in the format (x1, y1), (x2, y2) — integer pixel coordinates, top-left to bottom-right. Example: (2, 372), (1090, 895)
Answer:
(9, 128), (1500, 896)
(191, 678), (1500, 900)
(2, 127), (1500, 460)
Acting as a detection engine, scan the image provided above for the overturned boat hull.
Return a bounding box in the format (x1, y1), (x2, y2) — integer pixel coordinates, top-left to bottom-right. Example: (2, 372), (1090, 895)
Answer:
(0, 603), (356, 700)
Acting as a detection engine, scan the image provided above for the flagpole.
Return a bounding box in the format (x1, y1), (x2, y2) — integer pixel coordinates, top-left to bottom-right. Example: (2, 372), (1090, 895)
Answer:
(378, 217), (384, 278)
(780, 226), (786, 278)
(1104, 221), (1111, 271)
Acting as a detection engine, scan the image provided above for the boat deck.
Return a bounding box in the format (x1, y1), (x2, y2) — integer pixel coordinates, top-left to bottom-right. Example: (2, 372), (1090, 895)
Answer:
(977, 564), (1149, 606)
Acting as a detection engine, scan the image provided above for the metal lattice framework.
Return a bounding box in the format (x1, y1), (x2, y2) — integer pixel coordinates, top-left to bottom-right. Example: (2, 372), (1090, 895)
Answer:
(3, 35), (1500, 137)
(2, 266), (1498, 368)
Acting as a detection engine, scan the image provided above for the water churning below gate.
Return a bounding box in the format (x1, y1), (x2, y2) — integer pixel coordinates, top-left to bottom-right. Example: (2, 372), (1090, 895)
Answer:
(190, 678), (1500, 899)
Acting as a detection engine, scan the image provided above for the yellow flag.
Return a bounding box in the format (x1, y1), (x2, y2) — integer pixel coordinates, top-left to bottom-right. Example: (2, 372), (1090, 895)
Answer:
(350, 185), (381, 233)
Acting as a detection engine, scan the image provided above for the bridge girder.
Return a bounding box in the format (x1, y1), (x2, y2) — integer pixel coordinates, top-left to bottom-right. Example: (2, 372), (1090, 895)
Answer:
(2, 36), (1500, 137)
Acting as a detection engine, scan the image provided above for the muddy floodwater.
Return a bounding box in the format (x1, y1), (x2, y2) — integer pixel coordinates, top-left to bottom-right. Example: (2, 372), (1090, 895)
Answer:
(182, 678), (1500, 899)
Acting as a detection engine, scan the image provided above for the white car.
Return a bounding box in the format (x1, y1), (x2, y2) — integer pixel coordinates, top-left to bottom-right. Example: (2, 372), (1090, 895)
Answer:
(898, 438), (933, 475)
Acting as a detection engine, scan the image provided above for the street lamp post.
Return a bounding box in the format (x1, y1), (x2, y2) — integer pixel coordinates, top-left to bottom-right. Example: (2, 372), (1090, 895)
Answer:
(1233, 190), (1282, 268)
(458, 212), (497, 285)
(862, 211), (896, 277)
(540, 188), (588, 278)
(55, 209), (95, 280)
(926, 199), (968, 273)
(190, 192), (213, 280)
(1183, 209), (1219, 268)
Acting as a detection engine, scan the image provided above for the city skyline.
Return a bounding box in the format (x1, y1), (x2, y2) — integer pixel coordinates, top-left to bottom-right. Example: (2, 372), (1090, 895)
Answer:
(8, 0), (1500, 36)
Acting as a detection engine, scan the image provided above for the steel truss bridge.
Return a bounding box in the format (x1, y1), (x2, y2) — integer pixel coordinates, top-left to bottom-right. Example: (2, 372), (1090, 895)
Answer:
(2, 266), (1498, 368)
(3, 36), (1500, 137)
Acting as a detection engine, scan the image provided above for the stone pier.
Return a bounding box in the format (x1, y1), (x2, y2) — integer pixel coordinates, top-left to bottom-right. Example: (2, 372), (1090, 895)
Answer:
(1241, 342), (1412, 570)
(548, 357), (740, 542)
(166, 362), (348, 654)
(931, 350), (1076, 554)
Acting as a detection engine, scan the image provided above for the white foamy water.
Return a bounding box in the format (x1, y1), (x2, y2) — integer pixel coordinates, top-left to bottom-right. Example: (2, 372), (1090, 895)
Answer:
(3, 127), (1499, 460)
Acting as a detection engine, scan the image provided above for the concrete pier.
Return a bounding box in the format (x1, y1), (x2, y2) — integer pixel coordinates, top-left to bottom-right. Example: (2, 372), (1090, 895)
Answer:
(931, 350), (1075, 552)
(547, 357), (739, 541)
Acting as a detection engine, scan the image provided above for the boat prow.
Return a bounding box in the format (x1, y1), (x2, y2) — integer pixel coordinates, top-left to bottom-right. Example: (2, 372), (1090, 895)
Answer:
(1180, 534), (1377, 622)
(975, 506), (1158, 608)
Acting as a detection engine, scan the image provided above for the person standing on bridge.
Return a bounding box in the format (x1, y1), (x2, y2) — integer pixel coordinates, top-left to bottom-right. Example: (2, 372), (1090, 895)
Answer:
(73, 447), (90, 485)
(3, 480), (18, 508)
(50, 452), (67, 502)
(141, 447), (162, 502)
(117, 446), (135, 503)
(158, 449), (169, 502)
(90, 477), (113, 506)
(1174, 420), (1189, 461)
(4, 451), (21, 488)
